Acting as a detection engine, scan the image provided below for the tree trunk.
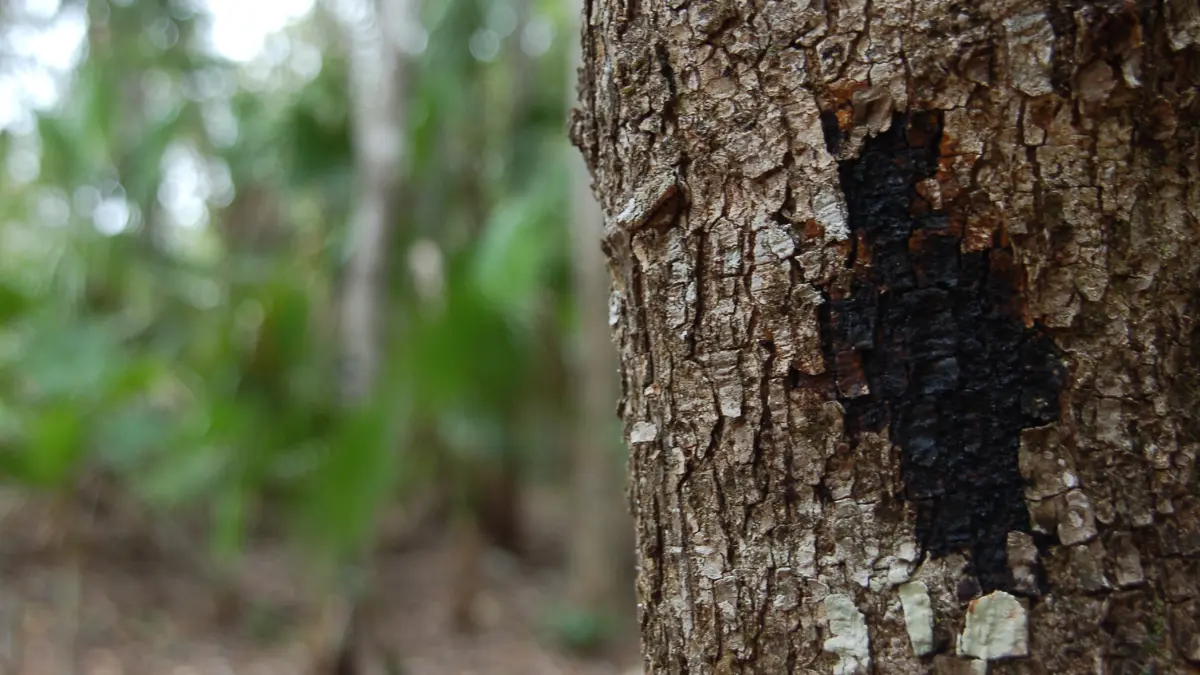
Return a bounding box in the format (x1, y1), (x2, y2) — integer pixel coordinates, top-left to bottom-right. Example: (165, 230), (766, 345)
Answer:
(336, 0), (408, 407)
(313, 0), (412, 671)
(572, 1), (1200, 673)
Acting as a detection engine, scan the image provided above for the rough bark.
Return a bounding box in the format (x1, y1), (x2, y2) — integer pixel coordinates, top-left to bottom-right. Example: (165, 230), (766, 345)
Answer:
(571, 0), (1200, 673)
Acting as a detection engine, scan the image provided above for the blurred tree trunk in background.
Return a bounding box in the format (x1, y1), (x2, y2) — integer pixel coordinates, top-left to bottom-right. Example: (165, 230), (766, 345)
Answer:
(336, 1), (407, 408)
(564, 0), (634, 629)
(475, 0), (534, 563)
(314, 0), (412, 671)
(573, 0), (1200, 673)
(445, 0), (534, 632)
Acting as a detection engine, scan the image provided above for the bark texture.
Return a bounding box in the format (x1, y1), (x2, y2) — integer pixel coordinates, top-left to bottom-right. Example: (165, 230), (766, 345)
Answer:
(571, 0), (1200, 672)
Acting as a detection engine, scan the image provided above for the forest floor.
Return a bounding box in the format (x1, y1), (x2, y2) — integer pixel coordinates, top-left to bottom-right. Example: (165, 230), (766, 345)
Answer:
(0, 489), (641, 675)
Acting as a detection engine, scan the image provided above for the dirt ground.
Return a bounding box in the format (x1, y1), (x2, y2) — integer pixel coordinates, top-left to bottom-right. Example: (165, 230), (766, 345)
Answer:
(0, 490), (641, 675)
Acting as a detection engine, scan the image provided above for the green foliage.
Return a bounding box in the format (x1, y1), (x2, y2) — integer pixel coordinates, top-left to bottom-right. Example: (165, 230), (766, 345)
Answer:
(473, 160), (569, 321)
(0, 0), (579, 573)
(296, 391), (406, 559)
(540, 605), (619, 655)
(0, 282), (31, 321)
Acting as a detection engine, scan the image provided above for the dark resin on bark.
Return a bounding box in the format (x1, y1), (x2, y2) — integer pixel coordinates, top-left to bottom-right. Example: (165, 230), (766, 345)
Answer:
(818, 112), (1066, 592)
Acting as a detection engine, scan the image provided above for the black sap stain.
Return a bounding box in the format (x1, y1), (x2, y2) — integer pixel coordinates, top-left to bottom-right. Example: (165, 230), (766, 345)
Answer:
(817, 112), (1066, 593)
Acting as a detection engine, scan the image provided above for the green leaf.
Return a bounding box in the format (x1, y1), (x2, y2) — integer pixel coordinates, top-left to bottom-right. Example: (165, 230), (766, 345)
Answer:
(540, 605), (618, 655)
(92, 404), (175, 472)
(471, 164), (567, 321)
(21, 319), (123, 400)
(135, 444), (228, 507)
(35, 116), (85, 186)
(24, 403), (85, 487)
(298, 399), (406, 558)
(0, 282), (32, 322)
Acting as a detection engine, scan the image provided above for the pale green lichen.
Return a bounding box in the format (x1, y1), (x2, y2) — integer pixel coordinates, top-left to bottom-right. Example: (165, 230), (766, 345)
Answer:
(823, 594), (870, 674)
(898, 581), (935, 657)
(957, 591), (1029, 660)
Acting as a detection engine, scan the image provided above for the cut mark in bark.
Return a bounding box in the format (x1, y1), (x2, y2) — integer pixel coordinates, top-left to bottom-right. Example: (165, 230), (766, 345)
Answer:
(817, 111), (1067, 593)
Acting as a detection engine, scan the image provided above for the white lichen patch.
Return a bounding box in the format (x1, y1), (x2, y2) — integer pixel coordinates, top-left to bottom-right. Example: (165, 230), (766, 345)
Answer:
(1003, 12), (1055, 97)
(616, 197), (640, 224)
(1058, 489), (1099, 545)
(898, 582), (935, 656)
(608, 290), (622, 327)
(812, 187), (850, 241)
(691, 545), (726, 580)
(823, 594), (870, 675)
(885, 562), (911, 586)
(1111, 534), (1146, 588)
(761, 225), (796, 260)
(718, 384), (743, 418)
(957, 591), (1029, 660)
(630, 421), (658, 443)
(1006, 532), (1041, 596)
(884, 540), (920, 586)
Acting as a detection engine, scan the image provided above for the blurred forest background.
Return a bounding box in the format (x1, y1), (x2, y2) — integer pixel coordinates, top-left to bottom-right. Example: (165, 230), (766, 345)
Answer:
(0, 0), (637, 672)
